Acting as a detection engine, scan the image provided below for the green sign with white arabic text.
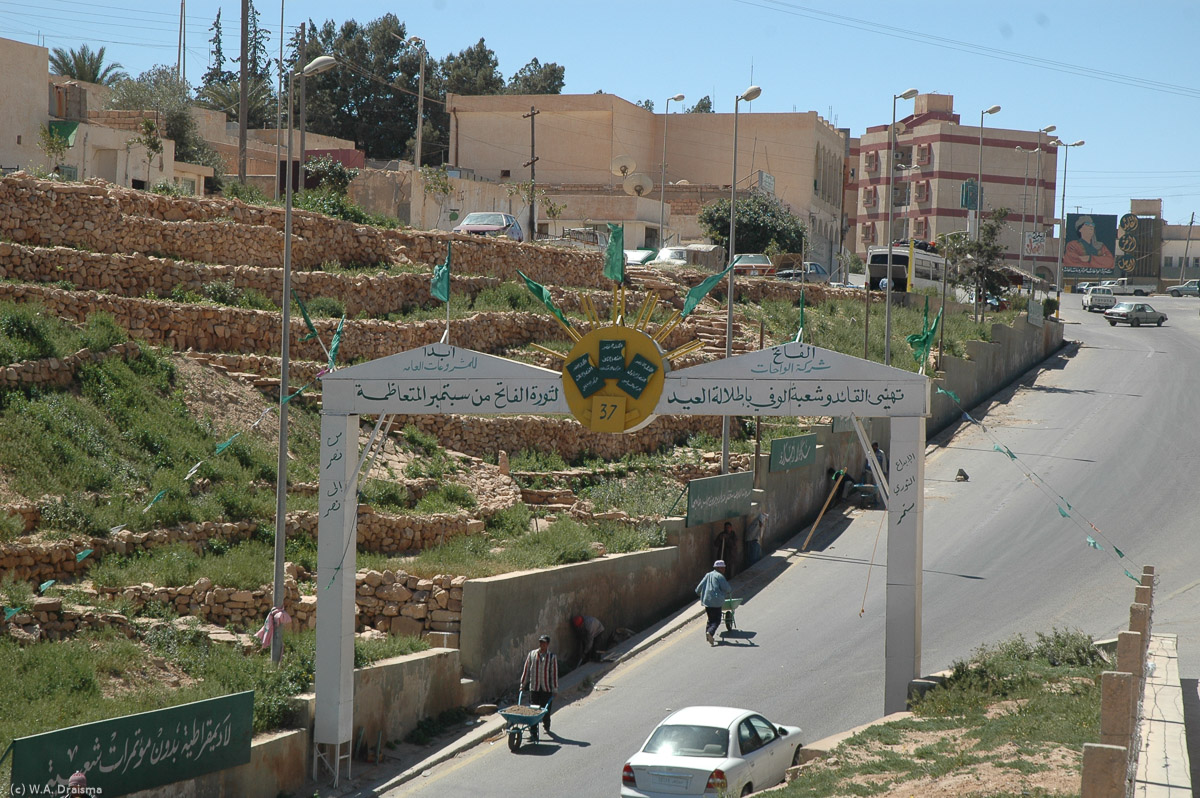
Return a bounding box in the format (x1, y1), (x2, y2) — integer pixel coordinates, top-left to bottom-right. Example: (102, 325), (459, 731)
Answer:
(769, 433), (818, 472)
(687, 472), (754, 527)
(10, 691), (254, 797)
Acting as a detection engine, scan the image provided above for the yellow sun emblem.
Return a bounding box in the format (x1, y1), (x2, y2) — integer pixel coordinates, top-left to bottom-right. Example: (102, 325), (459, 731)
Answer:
(530, 286), (706, 433)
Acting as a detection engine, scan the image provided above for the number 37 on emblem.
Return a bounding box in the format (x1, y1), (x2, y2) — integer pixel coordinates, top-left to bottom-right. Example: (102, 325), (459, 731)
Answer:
(589, 395), (627, 433)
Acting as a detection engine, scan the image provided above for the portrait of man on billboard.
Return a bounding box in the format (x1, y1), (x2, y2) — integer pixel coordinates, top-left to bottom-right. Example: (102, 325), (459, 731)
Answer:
(1064, 213), (1116, 272)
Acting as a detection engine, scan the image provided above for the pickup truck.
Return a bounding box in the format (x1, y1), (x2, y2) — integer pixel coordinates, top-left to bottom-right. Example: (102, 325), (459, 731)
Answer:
(1100, 278), (1155, 296)
(1167, 280), (1199, 297)
(1082, 286), (1116, 312)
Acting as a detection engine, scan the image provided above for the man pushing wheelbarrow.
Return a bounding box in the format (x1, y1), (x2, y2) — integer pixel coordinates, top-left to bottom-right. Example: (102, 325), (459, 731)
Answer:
(696, 560), (732, 646)
(517, 633), (557, 733)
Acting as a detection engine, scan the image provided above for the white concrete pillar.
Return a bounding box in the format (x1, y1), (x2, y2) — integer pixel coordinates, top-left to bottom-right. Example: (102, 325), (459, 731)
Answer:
(315, 413), (357, 746)
(884, 414), (925, 713)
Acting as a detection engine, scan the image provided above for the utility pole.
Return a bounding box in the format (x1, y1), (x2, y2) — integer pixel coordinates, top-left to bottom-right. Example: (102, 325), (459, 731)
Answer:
(415, 38), (425, 168)
(1183, 212), (1195, 281)
(238, 0), (248, 183)
(297, 23), (307, 190)
(177, 1), (185, 78)
(274, 0), (283, 200)
(523, 106), (539, 242)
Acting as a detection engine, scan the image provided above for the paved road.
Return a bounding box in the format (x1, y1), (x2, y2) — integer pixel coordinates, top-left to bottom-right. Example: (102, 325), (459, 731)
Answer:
(391, 295), (1200, 797)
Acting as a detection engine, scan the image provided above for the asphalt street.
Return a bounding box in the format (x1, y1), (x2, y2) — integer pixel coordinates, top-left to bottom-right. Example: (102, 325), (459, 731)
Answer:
(389, 294), (1200, 798)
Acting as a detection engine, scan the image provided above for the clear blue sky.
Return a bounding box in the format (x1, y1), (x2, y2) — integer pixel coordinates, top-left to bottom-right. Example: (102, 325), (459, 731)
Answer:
(5, 0), (1199, 223)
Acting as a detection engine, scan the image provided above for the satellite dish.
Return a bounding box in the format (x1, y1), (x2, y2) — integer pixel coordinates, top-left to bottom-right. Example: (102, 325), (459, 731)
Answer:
(611, 155), (637, 177)
(623, 174), (654, 197)
(675, 179), (690, 185)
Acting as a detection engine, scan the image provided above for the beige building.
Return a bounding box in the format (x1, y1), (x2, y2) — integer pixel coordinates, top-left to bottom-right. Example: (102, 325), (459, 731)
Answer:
(0, 37), (214, 193)
(854, 93), (1059, 284)
(446, 93), (846, 260)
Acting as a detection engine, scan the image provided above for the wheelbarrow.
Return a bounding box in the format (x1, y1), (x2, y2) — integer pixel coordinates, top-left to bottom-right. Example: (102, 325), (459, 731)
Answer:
(722, 597), (743, 633)
(499, 691), (549, 751)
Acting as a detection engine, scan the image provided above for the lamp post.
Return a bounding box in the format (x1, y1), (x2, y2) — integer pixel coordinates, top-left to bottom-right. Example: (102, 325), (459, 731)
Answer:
(1033, 125), (1055, 292)
(659, 92), (685, 249)
(974, 104), (1001, 241)
(1051, 138), (1085, 298)
(1015, 145), (1039, 287)
(884, 87), (918, 366)
(721, 84), (761, 475)
(273, 53), (337, 665)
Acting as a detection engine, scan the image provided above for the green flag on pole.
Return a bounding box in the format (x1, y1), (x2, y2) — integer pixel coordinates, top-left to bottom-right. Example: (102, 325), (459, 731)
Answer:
(292, 290), (321, 342)
(517, 270), (573, 328)
(681, 263), (734, 319)
(905, 297), (942, 368)
(431, 241), (451, 303)
(327, 316), (345, 371)
(603, 223), (625, 283)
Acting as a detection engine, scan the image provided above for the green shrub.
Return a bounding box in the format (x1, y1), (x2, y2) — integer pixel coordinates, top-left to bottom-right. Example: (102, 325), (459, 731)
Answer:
(510, 448), (568, 472)
(1043, 297), (1059, 317)
(303, 295), (345, 318)
(222, 181), (268, 205)
(79, 313), (127, 352)
(304, 155), (357, 195)
(292, 189), (397, 229)
(485, 504), (532, 538)
(402, 425), (440, 456)
(361, 480), (410, 513)
(150, 180), (189, 198)
(415, 484), (476, 514)
(0, 302), (57, 363)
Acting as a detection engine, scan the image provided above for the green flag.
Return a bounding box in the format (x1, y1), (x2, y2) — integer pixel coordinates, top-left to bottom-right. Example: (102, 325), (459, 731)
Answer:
(681, 263), (734, 319)
(603, 223), (625, 283)
(431, 241), (451, 303)
(905, 299), (941, 367)
(327, 316), (345, 371)
(292, 290), (321, 342)
(517, 270), (573, 328)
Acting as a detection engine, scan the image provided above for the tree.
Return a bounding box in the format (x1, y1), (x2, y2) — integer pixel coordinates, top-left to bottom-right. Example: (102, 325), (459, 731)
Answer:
(201, 9), (236, 88)
(956, 208), (1011, 322)
(195, 75), (275, 128)
(246, 0), (274, 82)
(49, 44), (127, 86)
(37, 124), (71, 172)
(635, 99), (654, 111)
(686, 96), (713, 113)
(443, 38), (504, 96)
(697, 191), (807, 256)
(108, 66), (226, 191)
(130, 118), (163, 185)
(506, 58), (565, 95)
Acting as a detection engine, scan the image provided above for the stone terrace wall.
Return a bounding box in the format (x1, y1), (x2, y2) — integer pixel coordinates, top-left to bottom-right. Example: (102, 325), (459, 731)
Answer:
(0, 282), (566, 362)
(0, 341), (140, 388)
(0, 175), (615, 288)
(0, 240), (504, 317)
(396, 412), (724, 461)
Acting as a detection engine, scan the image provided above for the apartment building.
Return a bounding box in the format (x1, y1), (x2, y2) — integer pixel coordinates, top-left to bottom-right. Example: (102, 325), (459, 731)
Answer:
(853, 93), (1059, 285)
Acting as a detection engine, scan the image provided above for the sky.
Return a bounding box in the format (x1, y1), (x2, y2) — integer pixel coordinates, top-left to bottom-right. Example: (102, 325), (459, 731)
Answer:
(5, 0), (1200, 224)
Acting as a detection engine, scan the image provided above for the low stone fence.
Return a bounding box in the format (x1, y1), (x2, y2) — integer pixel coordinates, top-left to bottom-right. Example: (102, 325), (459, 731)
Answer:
(0, 341), (141, 389)
(287, 508), (486, 555)
(1080, 565), (1173, 797)
(4, 595), (138, 643)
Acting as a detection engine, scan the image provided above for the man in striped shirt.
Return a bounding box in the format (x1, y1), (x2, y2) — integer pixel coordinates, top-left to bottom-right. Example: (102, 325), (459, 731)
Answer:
(519, 634), (559, 733)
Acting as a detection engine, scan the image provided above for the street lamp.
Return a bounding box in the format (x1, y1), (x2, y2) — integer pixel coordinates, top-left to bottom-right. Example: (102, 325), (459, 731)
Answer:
(1033, 125), (1055, 291)
(721, 83), (761, 474)
(273, 53), (337, 665)
(1050, 138), (1085, 298)
(884, 87), (918, 366)
(974, 104), (1001, 241)
(1015, 145), (1039, 287)
(659, 92), (685, 249)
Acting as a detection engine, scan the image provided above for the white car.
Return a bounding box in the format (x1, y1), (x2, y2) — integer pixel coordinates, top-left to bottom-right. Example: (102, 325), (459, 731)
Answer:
(625, 249), (657, 266)
(732, 253), (775, 276)
(649, 247), (690, 266)
(621, 706), (803, 797)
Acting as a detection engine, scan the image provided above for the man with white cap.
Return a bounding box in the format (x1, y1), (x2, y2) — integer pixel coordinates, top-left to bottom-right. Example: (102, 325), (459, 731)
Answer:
(695, 560), (732, 646)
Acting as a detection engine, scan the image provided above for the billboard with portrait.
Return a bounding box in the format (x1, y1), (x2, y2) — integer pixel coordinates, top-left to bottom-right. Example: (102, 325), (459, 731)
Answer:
(1063, 213), (1117, 276)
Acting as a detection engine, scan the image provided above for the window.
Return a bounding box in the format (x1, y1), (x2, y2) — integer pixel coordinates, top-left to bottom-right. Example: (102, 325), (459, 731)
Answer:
(863, 186), (877, 208)
(1164, 256), (1173, 270)
(747, 716), (778, 747)
(892, 183), (910, 207)
(737, 721), (764, 754)
(916, 144), (931, 165)
(861, 223), (876, 243)
(915, 217), (929, 239)
(914, 180), (930, 203)
(500, 169), (511, 178)
(864, 151), (878, 172)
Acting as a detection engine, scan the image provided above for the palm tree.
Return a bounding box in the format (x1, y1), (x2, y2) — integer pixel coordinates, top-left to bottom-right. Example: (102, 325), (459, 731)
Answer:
(195, 77), (276, 129)
(49, 44), (128, 86)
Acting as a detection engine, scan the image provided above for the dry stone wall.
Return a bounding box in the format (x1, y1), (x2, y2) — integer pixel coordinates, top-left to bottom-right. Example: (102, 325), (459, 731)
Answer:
(0, 341), (140, 389)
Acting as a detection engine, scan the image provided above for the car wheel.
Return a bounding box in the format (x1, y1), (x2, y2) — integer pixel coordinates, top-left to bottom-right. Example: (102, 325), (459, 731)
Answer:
(1108, 320), (1116, 326)
(1157, 318), (1164, 326)
(1131, 318), (1140, 327)
(741, 785), (753, 797)
(792, 745), (805, 767)
(1171, 291), (1181, 297)
(1134, 290), (1145, 296)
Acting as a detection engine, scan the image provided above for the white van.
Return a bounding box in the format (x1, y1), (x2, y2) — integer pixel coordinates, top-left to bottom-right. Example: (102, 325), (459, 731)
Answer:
(1082, 286), (1116, 312)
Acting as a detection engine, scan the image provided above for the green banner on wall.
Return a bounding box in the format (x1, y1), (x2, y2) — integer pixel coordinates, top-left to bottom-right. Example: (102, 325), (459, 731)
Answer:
(687, 472), (754, 527)
(769, 433), (817, 472)
(11, 691), (254, 797)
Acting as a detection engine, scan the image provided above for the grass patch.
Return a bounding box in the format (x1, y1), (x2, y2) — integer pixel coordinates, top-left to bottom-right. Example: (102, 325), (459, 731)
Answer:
(88, 539), (278, 592)
(580, 472), (684, 516)
(0, 302), (128, 365)
(361, 515), (664, 579)
(778, 629), (1102, 797)
(0, 625), (427, 795)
